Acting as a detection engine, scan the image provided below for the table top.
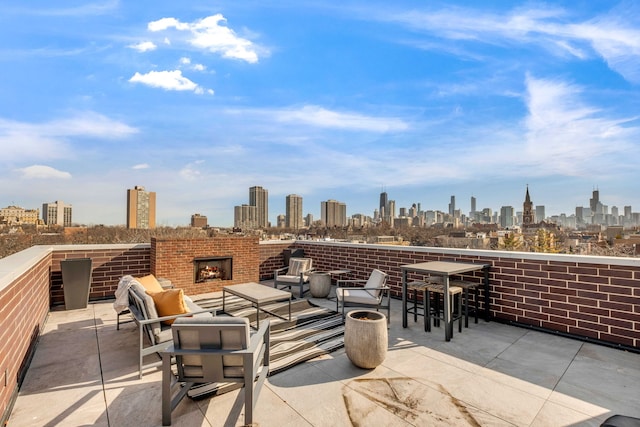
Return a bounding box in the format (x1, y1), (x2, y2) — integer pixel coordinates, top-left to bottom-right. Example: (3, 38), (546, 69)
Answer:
(400, 261), (488, 275)
(223, 282), (291, 303)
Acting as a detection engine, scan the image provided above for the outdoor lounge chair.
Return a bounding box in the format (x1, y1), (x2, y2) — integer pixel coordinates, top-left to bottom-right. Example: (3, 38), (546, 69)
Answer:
(336, 269), (390, 322)
(161, 316), (270, 426)
(273, 257), (313, 298)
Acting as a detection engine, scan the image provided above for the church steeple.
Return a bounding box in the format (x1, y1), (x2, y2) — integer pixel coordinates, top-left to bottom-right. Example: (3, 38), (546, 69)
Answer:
(523, 185), (534, 225)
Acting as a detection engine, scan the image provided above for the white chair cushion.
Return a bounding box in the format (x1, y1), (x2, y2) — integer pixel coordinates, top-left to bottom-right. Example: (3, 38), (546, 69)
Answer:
(363, 269), (387, 297)
(277, 274), (309, 283)
(338, 288), (380, 305)
(288, 258), (309, 276)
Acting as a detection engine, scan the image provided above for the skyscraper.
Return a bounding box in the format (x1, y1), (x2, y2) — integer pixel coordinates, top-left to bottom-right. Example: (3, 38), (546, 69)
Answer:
(249, 186), (268, 228)
(500, 206), (515, 228)
(448, 195), (456, 217)
(126, 186), (156, 229)
(535, 205), (545, 223)
(42, 200), (72, 226)
(470, 196), (476, 214)
(379, 191), (388, 222)
(234, 204), (257, 229)
(285, 194), (303, 229)
(321, 199), (346, 227)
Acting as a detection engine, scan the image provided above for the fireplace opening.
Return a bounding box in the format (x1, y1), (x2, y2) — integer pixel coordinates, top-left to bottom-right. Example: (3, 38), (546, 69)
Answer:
(193, 256), (232, 283)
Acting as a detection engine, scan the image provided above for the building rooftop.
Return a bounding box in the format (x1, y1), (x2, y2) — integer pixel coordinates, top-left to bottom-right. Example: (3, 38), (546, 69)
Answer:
(8, 290), (640, 427)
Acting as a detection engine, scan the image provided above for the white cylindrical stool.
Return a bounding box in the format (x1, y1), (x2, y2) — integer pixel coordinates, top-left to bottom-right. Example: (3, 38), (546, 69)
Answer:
(309, 272), (331, 298)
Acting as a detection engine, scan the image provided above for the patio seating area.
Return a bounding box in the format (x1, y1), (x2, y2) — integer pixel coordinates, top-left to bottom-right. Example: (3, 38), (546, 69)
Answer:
(8, 283), (640, 427)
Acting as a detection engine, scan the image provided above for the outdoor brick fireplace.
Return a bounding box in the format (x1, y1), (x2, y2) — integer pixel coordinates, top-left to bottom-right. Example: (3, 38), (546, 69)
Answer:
(151, 236), (259, 295)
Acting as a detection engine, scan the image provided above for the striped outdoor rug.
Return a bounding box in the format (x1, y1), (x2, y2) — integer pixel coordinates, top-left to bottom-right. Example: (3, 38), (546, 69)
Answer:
(193, 294), (345, 376)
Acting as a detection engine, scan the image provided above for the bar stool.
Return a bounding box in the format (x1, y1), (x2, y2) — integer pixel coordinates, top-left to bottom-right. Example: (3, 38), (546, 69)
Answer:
(450, 280), (480, 328)
(425, 283), (463, 334)
(406, 281), (428, 323)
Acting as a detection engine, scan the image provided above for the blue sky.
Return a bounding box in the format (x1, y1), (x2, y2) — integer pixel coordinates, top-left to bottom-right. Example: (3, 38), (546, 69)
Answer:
(2, 1), (640, 227)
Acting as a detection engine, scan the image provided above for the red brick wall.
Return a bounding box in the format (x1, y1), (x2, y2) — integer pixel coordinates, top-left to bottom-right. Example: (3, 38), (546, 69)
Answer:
(283, 242), (640, 350)
(152, 237), (259, 295)
(0, 250), (51, 425)
(50, 244), (151, 305)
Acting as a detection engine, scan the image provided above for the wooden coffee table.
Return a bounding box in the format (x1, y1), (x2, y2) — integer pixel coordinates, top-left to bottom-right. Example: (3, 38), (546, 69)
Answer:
(222, 282), (292, 328)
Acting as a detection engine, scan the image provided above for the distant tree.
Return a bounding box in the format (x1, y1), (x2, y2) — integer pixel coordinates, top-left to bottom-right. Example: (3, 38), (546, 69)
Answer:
(499, 232), (522, 251)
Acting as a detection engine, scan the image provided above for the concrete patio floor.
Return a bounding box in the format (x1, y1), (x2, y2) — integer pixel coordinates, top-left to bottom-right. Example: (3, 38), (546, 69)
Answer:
(8, 285), (640, 427)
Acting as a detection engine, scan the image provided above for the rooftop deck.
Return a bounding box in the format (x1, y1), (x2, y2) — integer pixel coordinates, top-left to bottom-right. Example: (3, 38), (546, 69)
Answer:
(8, 288), (640, 427)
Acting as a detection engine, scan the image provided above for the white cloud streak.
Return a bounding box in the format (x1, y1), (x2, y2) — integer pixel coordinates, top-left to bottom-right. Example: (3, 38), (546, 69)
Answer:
(0, 113), (138, 163)
(17, 165), (72, 179)
(273, 105), (409, 132)
(387, 5), (640, 83)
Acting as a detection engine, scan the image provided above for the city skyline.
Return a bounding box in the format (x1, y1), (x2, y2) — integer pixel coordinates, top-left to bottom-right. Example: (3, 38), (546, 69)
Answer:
(2, 1), (640, 226)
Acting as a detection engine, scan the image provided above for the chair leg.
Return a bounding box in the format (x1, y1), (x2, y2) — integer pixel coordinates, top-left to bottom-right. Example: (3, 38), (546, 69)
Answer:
(412, 287), (418, 322)
(425, 290), (431, 332)
(464, 288), (469, 328)
(458, 293), (463, 333)
(473, 287), (479, 324)
(162, 354), (172, 426)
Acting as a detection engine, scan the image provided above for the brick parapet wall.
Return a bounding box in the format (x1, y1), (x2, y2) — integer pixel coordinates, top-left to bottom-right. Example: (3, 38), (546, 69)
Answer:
(0, 248), (51, 425)
(284, 242), (640, 350)
(152, 237), (259, 295)
(50, 244), (151, 306)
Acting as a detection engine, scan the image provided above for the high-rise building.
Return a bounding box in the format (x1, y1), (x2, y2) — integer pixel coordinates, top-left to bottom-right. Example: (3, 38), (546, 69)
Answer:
(379, 191), (388, 220)
(285, 194), (303, 229)
(448, 195), (456, 217)
(387, 200), (396, 227)
(535, 205), (545, 223)
(126, 186), (156, 229)
(42, 200), (72, 227)
(249, 186), (268, 228)
(500, 206), (515, 228)
(234, 204), (257, 229)
(321, 199), (347, 227)
(470, 196), (476, 215)
(190, 213), (207, 228)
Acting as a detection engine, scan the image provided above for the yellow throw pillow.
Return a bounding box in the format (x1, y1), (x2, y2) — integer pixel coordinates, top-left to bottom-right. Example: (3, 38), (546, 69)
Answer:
(137, 274), (164, 294)
(147, 288), (190, 325)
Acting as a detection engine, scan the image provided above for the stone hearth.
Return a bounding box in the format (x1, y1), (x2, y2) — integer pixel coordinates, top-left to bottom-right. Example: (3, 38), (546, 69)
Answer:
(151, 236), (259, 295)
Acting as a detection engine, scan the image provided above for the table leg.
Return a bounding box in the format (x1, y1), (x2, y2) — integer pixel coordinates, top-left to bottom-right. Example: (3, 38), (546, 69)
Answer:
(402, 269), (408, 328)
(444, 275), (451, 341)
(222, 289), (226, 314)
(288, 297), (291, 321)
(256, 302), (260, 329)
(483, 266), (490, 321)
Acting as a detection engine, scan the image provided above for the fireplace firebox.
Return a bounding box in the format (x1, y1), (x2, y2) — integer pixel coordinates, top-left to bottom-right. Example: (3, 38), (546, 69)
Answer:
(193, 256), (232, 283)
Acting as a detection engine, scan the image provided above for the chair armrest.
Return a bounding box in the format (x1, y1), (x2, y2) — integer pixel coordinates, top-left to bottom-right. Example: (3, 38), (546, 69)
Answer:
(336, 279), (367, 288)
(138, 307), (218, 325)
(247, 320), (270, 353)
(337, 285), (389, 291)
(274, 266), (289, 279)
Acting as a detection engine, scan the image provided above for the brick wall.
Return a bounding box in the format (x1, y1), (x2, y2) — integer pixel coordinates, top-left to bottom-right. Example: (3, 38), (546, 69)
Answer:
(0, 249), (51, 426)
(152, 237), (259, 295)
(50, 244), (151, 306)
(283, 242), (640, 350)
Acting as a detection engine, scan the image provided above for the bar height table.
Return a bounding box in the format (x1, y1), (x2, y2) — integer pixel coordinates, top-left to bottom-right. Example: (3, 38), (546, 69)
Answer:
(401, 261), (490, 341)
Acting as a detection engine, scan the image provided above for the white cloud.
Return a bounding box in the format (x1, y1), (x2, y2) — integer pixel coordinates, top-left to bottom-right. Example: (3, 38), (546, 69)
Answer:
(132, 163), (150, 170)
(17, 165), (72, 179)
(521, 75), (636, 175)
(129, 70), (199, 92)
(44, 112), (138, 138)
(147, 14), (261, 63)
(128, 41), (157, 52)
(274, 105), (409, 132)
(192, 63), (206, 71)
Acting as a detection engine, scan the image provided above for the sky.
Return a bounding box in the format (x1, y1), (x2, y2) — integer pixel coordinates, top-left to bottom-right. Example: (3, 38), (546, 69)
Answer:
(2, 0), (640, 227)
